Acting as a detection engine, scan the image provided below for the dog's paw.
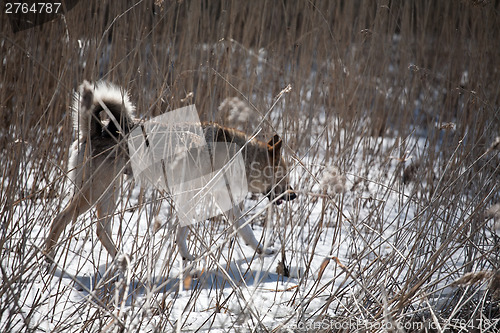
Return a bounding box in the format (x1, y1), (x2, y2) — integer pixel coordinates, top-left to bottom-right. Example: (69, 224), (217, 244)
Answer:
(182, 253), (196, 261)
(256, 246), (276, 256)
(263, 247), (276, 255)
(115, 253), (132, 272)
(43, 249), (56, 265)
(42, 253), (58, 275)
(43, 251), (53, 263)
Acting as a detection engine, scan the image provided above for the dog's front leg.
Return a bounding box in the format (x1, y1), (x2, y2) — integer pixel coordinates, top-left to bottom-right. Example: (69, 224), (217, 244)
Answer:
(230, 205), (275, 256)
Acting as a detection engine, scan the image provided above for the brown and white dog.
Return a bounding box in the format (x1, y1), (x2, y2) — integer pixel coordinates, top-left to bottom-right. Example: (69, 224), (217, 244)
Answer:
(44, 81), (296, 263)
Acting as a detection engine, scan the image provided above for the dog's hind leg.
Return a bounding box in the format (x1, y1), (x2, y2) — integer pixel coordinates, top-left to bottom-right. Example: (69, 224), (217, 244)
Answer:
(177, 224), (195, 261)
(229, 205), (275, 256)
(95, 191), (119, 259)
(45, 194), (92, 260)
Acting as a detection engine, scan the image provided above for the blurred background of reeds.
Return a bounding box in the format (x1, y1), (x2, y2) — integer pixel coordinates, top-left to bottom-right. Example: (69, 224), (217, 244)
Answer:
(1, 0), (499, 331)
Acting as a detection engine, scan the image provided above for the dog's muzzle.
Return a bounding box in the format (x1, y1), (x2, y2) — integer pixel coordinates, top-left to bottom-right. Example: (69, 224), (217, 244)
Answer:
(266, 187), (297, 205)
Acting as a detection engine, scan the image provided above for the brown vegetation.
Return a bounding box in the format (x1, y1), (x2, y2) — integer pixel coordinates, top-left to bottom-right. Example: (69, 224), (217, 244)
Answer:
(1, 0), (499, 331)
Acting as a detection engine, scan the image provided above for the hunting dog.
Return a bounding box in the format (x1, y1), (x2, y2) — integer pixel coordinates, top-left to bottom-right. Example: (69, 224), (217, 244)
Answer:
(44, 81), (296, 262)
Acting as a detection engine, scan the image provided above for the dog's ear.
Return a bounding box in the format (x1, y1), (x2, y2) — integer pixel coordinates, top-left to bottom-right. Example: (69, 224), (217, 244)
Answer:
(268, 134), (282, 157)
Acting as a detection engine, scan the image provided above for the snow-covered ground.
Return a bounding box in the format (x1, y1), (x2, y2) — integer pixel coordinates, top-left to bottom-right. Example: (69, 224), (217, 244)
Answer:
(4, 121), (497, 332)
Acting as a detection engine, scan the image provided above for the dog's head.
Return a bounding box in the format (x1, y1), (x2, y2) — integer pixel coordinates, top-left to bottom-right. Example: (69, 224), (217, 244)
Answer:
(247, 134), (297, 205)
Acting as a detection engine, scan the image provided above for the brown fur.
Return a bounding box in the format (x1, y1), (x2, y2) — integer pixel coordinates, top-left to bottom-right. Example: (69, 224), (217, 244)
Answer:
(203, 123), (295, 202)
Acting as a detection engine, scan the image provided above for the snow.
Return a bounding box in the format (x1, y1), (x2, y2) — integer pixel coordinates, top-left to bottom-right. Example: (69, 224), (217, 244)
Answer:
(0, 133), (398, 330)
(3, 123), (498, 332)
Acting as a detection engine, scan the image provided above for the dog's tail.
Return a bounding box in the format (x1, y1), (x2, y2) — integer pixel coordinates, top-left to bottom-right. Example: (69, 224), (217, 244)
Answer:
(72, 81), (135, 139)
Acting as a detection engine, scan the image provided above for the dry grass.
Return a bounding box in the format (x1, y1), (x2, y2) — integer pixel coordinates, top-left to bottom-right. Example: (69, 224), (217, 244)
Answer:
(1, 0), (499, 332)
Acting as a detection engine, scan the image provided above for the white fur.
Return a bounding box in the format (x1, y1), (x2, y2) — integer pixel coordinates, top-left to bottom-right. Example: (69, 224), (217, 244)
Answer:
(72, 81), (135, 138)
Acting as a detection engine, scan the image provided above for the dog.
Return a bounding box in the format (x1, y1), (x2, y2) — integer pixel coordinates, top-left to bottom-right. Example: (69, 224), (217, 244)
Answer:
(44, 81), (296, 262)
